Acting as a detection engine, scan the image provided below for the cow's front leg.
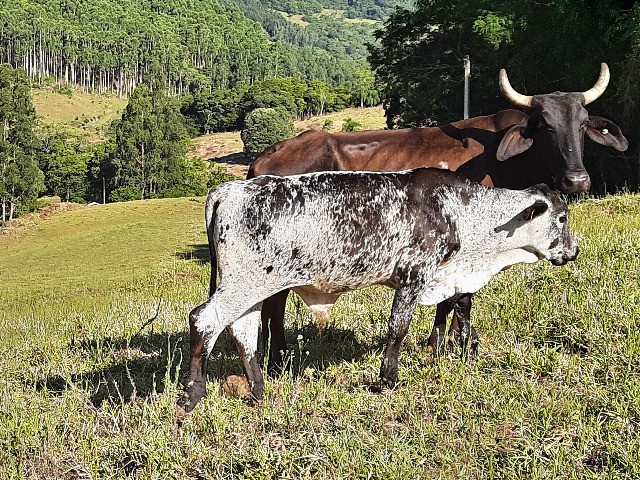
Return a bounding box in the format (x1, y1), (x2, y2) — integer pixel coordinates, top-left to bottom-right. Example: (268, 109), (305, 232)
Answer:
(261, 290), (289, 377)
(427, 301), (452, 354)
(449, 294), (479, 358)
(228, 304), (264, 400)
(380, 286), (419, 388)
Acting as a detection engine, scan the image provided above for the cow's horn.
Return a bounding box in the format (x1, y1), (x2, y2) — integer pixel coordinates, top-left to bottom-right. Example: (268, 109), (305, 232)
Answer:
(499, 69), (533, 108)
(582, 63), (610, 105)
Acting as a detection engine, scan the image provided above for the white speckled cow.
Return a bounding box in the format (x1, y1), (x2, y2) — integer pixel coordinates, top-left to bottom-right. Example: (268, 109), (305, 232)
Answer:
(177, 168), (578, 413)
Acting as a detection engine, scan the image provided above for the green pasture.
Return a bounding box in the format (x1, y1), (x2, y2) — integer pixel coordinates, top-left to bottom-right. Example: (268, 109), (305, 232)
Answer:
(1, 194), (639, 478)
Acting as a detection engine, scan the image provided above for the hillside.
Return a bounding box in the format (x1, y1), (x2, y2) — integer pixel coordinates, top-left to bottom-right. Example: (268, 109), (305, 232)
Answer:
(31, 88), (128, 140)
(29, 88), (387, 177)
(1, 193), (639, 477)
(3, 0), (382, 98)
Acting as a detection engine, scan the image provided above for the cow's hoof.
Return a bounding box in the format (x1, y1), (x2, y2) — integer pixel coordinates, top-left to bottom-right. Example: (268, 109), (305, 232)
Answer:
(177, 381), (206, 414)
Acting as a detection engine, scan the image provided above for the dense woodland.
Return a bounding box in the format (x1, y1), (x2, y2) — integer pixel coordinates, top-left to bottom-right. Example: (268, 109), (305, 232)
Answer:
(370, 0), (640, 192)
(0, 0), (374, 97)
(3, 0), (640, 222)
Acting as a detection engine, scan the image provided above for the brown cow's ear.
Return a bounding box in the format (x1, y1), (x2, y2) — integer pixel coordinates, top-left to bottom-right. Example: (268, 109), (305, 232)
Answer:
(520, 200), (548, 221)
(586, 115), (629, 152)
(497, 124), (534, 161)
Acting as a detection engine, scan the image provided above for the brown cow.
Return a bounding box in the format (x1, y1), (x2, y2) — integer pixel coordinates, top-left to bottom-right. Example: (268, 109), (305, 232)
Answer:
(244, 63), (628, 373)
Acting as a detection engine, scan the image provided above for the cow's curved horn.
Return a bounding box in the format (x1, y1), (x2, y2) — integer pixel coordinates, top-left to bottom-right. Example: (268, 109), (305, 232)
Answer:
(582, 63), (610, 105)
(499, 69), (533, 108)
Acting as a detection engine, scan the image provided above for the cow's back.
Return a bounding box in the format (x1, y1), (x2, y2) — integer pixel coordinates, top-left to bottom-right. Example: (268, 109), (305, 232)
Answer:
(248, 110), (529, 179)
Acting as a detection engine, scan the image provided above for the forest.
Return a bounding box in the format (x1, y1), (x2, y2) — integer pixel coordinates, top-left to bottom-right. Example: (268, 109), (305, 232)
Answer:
(0, 0), (374, 97)
(3, 0), (640, 222)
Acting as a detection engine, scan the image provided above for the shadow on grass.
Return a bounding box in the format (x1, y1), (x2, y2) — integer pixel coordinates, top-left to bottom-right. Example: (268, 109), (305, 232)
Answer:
(34, 323), (379, 407)
(175, 243), (210, 265)
(212, 152), (253, 168)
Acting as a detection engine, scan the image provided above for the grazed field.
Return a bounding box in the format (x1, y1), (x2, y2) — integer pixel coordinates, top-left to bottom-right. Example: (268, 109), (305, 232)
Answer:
(1, 194), (639, 478)
(32, 88), (127, 140)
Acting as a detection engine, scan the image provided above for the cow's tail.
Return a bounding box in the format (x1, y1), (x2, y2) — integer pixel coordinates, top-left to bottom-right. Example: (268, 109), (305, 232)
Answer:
(205, 190), (222, 297)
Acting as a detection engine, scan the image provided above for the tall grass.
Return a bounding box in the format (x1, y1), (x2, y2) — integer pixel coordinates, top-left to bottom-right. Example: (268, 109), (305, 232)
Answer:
(0, 194), (638, 478)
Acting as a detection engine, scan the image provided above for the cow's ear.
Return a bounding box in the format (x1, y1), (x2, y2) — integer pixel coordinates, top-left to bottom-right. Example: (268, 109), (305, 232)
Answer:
(520, 200), (548, 222)
(497, 124), (534, 161)
(587, 116), (629, 152)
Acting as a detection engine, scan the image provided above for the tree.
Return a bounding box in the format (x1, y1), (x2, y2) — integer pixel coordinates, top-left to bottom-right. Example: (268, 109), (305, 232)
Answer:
(369, 1), (637, 128)
(0, 64), (44, 222)
(109, 70), (190, 199)
(241, 107), (295, 158)
(37, 126), (90, 202)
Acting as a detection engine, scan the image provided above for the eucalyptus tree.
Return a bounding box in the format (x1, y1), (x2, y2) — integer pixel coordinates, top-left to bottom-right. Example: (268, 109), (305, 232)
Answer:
(0, 64), (44, 222)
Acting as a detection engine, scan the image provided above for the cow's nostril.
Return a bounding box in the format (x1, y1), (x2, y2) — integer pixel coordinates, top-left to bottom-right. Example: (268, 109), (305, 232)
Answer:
(562, 176), (574, 188)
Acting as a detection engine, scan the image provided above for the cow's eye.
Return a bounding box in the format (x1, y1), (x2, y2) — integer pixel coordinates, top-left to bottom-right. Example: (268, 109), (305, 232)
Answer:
(559, 215), (567, 223)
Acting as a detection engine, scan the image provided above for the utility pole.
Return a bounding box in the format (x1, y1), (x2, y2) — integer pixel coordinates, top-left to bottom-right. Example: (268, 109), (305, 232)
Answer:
(463, 55), (470, 119)
(102, 177), (106, 204)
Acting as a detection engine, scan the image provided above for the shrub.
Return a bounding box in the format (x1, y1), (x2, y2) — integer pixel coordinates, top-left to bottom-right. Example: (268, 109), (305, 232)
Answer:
(208, 164), (239, 190)
(109, 186), (142, 203)
(241, 107), (295, 159)
(341, 117), (362, 132)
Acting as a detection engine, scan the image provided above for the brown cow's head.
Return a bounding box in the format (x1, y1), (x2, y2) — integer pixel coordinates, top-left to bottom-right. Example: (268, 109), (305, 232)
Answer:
(496, 63), (628, 194)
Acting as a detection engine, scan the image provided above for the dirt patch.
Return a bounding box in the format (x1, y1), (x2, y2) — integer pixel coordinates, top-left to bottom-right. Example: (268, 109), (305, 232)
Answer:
(1, 202), (84, 235)
(213, 152), (253, 178)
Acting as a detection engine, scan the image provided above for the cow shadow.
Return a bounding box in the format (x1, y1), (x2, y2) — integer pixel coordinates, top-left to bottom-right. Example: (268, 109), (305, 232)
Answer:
(34, 322), (377, 407)
(175, 243), (211, 265)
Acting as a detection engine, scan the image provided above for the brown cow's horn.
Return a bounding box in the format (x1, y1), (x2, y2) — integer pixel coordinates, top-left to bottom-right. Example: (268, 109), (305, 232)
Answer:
(582, 63), (610, 105)
(499, 69), (533, 108)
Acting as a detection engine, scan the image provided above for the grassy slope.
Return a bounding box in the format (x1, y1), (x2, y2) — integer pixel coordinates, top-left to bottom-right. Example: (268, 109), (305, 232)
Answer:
(31, 88), (128, 140)
(1, 194), (639, 478)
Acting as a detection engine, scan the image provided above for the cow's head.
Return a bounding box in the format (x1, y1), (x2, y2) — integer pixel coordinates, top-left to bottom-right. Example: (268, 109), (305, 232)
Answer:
(502, 184), (579, 266)
(496, 63), (628, 194)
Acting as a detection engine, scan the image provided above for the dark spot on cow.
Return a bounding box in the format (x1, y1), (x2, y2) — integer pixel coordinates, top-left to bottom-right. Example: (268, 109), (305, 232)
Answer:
(291, 248), (299, 259)
(266, 266), (274, 274)
(226, 224), (230, 230)
(441, 241), (461, 263)
(460, 190), (471, 206)
(549, 238), (559, 249)
(257, 223), (272, 238)
(251, 177), (272, 186)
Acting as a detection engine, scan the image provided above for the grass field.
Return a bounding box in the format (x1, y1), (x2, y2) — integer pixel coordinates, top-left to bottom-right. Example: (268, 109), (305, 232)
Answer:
(31, 88), (127, 140)
(1, 193), (640, 479)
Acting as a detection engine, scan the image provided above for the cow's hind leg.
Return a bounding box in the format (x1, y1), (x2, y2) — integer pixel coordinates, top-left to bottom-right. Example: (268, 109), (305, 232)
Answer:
(228, 304), (264, 400)
(177, 288), (264, 414)
(427, 301), (452, 355)
(449, 294), (479, 358)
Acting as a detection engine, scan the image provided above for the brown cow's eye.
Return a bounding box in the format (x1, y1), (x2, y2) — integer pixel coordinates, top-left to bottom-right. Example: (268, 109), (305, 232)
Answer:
(559, 215), (567, 223)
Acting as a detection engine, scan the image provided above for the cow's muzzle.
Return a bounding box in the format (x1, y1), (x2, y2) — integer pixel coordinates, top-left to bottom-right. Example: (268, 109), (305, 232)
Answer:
(558, 171), (591, 194)
(550, 245), (580, 266)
